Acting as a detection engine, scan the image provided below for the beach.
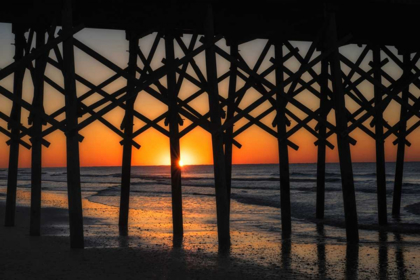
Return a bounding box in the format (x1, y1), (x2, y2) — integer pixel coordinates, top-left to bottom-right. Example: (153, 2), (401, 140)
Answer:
(0, 191), (288, 280)
(1, 163), (420, 279)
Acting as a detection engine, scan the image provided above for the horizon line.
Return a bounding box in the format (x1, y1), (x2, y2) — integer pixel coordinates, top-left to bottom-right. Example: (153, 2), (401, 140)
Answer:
(6, 160), (420, 169)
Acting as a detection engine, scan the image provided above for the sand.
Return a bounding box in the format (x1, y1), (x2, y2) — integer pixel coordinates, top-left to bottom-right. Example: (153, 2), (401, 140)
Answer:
(1, 188), (420, 279)
(0, 192), (297, 280)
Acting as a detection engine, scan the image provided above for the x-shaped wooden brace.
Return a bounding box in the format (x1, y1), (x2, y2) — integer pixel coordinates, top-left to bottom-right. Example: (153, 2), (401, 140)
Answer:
(37, 32), (174, 149)
(64, 33), (244, 149)
(339, 51), (420, 141)
(231, 38), (336, 150)
(7, 27), (128, 144)
(45, 49), (142, 149)
(282, 41), (382, 148)
(214, 34), (357, 147)
(0, 26), (86, 147)
(128, 42), (229, 140)
(137, 34), (243, 148)
(167, 35), (294, 148)
(374, 47), (420, 145)
(0, 113), (32, 149)
(311, 45), (412, 147)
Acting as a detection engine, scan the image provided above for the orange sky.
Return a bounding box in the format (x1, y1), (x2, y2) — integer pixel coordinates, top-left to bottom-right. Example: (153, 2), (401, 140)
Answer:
(0, 25), (420, 168)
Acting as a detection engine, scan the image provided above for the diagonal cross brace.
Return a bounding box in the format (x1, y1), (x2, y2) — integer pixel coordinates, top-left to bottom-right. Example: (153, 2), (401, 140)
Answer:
(71, 34), (224, 134)
(0, 122), (31, 149)
(215, 34), (356, 145)
(340, 53), (420, 138)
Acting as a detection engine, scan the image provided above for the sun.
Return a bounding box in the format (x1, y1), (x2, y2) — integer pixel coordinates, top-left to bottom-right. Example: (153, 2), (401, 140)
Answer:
(178, 160), (184, 167)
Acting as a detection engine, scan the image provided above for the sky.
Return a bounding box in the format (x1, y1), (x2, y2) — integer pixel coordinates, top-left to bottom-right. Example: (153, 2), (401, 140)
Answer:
(0, 23), (420, 168)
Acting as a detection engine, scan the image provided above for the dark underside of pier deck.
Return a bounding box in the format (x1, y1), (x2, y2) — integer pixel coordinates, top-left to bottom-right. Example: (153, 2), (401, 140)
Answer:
(1, 0), (420, 48)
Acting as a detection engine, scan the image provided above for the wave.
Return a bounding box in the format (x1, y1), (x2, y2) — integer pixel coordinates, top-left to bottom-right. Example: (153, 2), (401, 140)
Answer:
(231, 194), (280, 208)
(290, 172), (316, 177)
(354, 172), (394, 177)
(403, 182), (420, 187)
(405, 202), (420, 216)
(50, 172), (67, 177)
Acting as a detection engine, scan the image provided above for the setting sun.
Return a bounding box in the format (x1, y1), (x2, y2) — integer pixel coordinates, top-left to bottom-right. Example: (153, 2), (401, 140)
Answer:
(178, 160), (184, 167)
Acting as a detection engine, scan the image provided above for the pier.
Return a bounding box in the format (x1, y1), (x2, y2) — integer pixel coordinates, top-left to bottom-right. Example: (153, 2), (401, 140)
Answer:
(1, 0), (420, 250)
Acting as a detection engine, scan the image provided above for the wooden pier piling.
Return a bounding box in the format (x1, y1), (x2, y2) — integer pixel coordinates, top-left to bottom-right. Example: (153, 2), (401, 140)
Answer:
(205, 4), (231, 250)
(373, 45), (388, 225)
(224, 42), (238, 218)
(118, 31), (139, 233)
(165, 31), (184, 238)
(316, 57), (328, 220)
(4, 25), (26, 227)
(327, 12), (359, 242)
(62, 0), (84, 248)
(392, 52), (410, 217)
(29, 26), (47, 236)
(274, 42), (292, 236)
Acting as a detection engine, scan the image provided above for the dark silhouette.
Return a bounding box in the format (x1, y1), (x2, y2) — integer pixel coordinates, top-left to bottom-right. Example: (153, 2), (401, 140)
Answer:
(0, 0), (419, 260)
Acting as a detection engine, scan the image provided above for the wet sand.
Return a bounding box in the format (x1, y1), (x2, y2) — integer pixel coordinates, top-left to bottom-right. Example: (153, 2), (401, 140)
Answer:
(0, 190), (291, 280)
(1, 188), (420, 279)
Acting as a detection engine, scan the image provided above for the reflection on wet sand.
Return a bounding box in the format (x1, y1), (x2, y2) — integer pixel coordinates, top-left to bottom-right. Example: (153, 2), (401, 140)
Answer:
(167, 246), (188, 279)
(173, 234), (183, 248)
(345, 244), (359, 280)
(379, 231), (388, 279)
(316, 223), (326, 279)
(395, 233), (406, 280)
(1, 187), (420, 279)
(281, 237), (292, 273)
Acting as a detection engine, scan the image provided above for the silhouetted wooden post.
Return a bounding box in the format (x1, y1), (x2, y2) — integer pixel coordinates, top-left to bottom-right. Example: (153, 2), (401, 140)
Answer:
(225, 42), (238, 217)
(165, 31), (184, 238)
(316, 57), (328, 219)
(327, 12), (359, 242)
(30, 25), (47, 236)
(346, 244), (359, 279)
(205, 4), (231, 250)
(274, 42), (292, 236)
(5, 25), (26, 227)
(373, 45), (388, 225)
(62, 0), (84, 248)
(118, 31), (139, 233)
(392, 52), (410, 216)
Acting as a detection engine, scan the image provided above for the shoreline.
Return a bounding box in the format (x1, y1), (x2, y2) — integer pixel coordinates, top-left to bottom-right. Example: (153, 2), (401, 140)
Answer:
(1, 187), (420, 279)
(0, 200), (289, 280)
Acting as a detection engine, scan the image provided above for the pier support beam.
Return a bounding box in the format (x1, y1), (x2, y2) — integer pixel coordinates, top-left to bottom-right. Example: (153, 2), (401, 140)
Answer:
(62, 0), (84, 248)
(205, 4), (231, 250)
(224, 42), (238, 218)
(392, 52), (410, 216)
(118, 31), (139, 233)
(165, 31), (184, 239)
(29, 26), (47, 236)
(316, 57), (328, 220)
(274, 42), (292, 236)
(5, 25), (26, 227)
(327, 12), (359, 242)
(373, 45), (388, 225)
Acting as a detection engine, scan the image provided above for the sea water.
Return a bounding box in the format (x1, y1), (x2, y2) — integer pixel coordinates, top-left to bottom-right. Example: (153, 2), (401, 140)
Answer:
(1, 162), (420, 240)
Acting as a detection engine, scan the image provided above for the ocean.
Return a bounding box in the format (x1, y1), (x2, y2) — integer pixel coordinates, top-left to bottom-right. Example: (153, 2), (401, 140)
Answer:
(1, 162), (420, 239)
